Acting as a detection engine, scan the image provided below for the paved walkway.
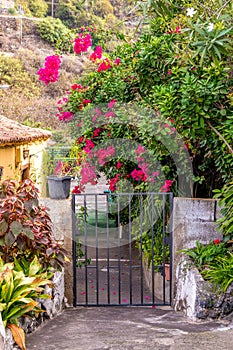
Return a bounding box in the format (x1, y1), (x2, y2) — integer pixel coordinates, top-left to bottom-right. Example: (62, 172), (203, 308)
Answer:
(27, 307), (233, 350)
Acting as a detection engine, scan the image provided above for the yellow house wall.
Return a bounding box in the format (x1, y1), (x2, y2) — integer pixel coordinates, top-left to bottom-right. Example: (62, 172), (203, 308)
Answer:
(0, 146), (16, 178)
(0, 139), (49, 196)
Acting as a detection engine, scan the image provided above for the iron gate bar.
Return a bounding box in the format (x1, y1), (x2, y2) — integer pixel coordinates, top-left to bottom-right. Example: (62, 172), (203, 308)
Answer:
(95, 195), (99, 305)
(72, 192), (173, 307)
(71, 194), (77, 307)
(162, 193), (166, 304)
(84, 194), (88, 305)
(169, 193), (174, 305)
(106, 197), (110, 304)
(129, 193), (133, 305)
(151, 193), (155, 305)
(139, 194), (143, 305)
(117, 195), (121, 305)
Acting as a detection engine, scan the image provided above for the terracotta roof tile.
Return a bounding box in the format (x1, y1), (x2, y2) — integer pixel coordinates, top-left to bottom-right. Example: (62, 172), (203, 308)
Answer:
(0, 115), (51, 146)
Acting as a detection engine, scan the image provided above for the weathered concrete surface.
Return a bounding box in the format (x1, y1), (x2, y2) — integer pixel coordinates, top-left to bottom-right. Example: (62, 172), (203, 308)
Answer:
(26, 307), (233, 350)
(172, 197), (222, 303)
(175, 262), (233, 321)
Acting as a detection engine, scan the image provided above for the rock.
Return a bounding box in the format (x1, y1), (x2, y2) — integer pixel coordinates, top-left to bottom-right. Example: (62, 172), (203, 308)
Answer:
(174, 260), (233, 321)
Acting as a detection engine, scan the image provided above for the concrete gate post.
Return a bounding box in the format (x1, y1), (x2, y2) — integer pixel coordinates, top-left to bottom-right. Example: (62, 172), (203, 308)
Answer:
(172, 197), (222, 304)
(41, 198), (73, 306)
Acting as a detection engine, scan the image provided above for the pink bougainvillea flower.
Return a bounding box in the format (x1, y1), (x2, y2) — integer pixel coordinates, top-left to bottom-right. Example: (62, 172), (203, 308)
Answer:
(71, 84), (83, 90)
(114, 58), (121, 65)
(214, 239), (221, 245)
(90, 285), (95, 289)
(57, 111), (73, 121)
(97, 146), (115, 166)
(37, 55), (61, 85)
(116, 161), (122, 169)
(101, 288), (105, 291)
(105, 111), (115, 119)
(152, 171), (159, 177)
(98, 58), (111, 72)
(77, 136), (85, 144)
(109, 173), (120, 192)
(152, 305), (156, 309)
(131, 169), (147, 182)
(167, 70), (172, 75)
(166, 26), (182, 34)
(113, 291), (117, 295)
(108, 99), (117, 109)
(90, 46), (103, 61)
(135, 144), (146, 155)
(160, 180), (173, 192)
(72, 184), (85, 194)
(175, 26), (182, 33)
(80, 162), (97, 185)
(83, 99), (91, 105)
(95, 107), (103, 116)
(83, 147), (92, 154)
(93, 128), (101, 137)
(123, 298), (127, 303)
(74, 33), (92, 54)
(145, 295), (150, 300)
(85, 139), (95, 149)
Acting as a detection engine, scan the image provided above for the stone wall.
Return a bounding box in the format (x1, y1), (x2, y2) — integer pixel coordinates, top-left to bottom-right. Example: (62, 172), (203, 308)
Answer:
(172, 197), (222, 300)
(40, 198), (74, 305)
(174, 262), (233, 321)
(171, 197), (232, 320)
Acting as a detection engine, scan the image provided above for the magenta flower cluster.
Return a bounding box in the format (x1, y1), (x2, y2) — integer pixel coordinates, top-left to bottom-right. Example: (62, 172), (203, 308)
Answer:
(74, 33), (92, 54)
(37, 55), (61, 85)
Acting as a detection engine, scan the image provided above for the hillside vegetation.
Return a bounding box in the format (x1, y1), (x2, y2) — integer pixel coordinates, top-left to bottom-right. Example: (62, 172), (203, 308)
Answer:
(0, 0), (133, 130)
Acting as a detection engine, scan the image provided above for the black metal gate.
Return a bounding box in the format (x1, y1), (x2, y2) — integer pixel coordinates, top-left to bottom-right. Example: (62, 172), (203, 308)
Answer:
(72, 192), (173, 307)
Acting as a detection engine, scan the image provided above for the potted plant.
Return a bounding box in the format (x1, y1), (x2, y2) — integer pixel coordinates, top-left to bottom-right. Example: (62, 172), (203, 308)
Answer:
(47, 159), (73, 199)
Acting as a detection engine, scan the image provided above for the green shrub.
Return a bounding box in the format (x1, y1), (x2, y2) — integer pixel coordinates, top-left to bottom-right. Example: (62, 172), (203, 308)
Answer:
(37, 17), (74, 52)
(28, 0), (48, 17)
(8, 8), (16, 15)
(201, 254), (233, 292)
(214, 181), (233, 241)
(0, 55), (40, 97)
(180, 240), (230, 270)
(0, 256), (52, 350)
(15, 0), (48, 17)
(0, 178), (68, 269)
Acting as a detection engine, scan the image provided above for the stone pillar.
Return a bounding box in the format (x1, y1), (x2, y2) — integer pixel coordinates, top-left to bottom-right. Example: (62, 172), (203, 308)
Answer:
(172, 197), (222, 304)
(41, 198), (73, 306)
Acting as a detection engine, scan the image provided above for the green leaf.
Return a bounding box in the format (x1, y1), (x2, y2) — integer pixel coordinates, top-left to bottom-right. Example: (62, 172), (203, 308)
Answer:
(22, 227), (34, 240)
(11, 221), (23, 238)
(28, 256), (41, 277)
(0, 219), (8, 235)
(4, 231), (15, 247)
